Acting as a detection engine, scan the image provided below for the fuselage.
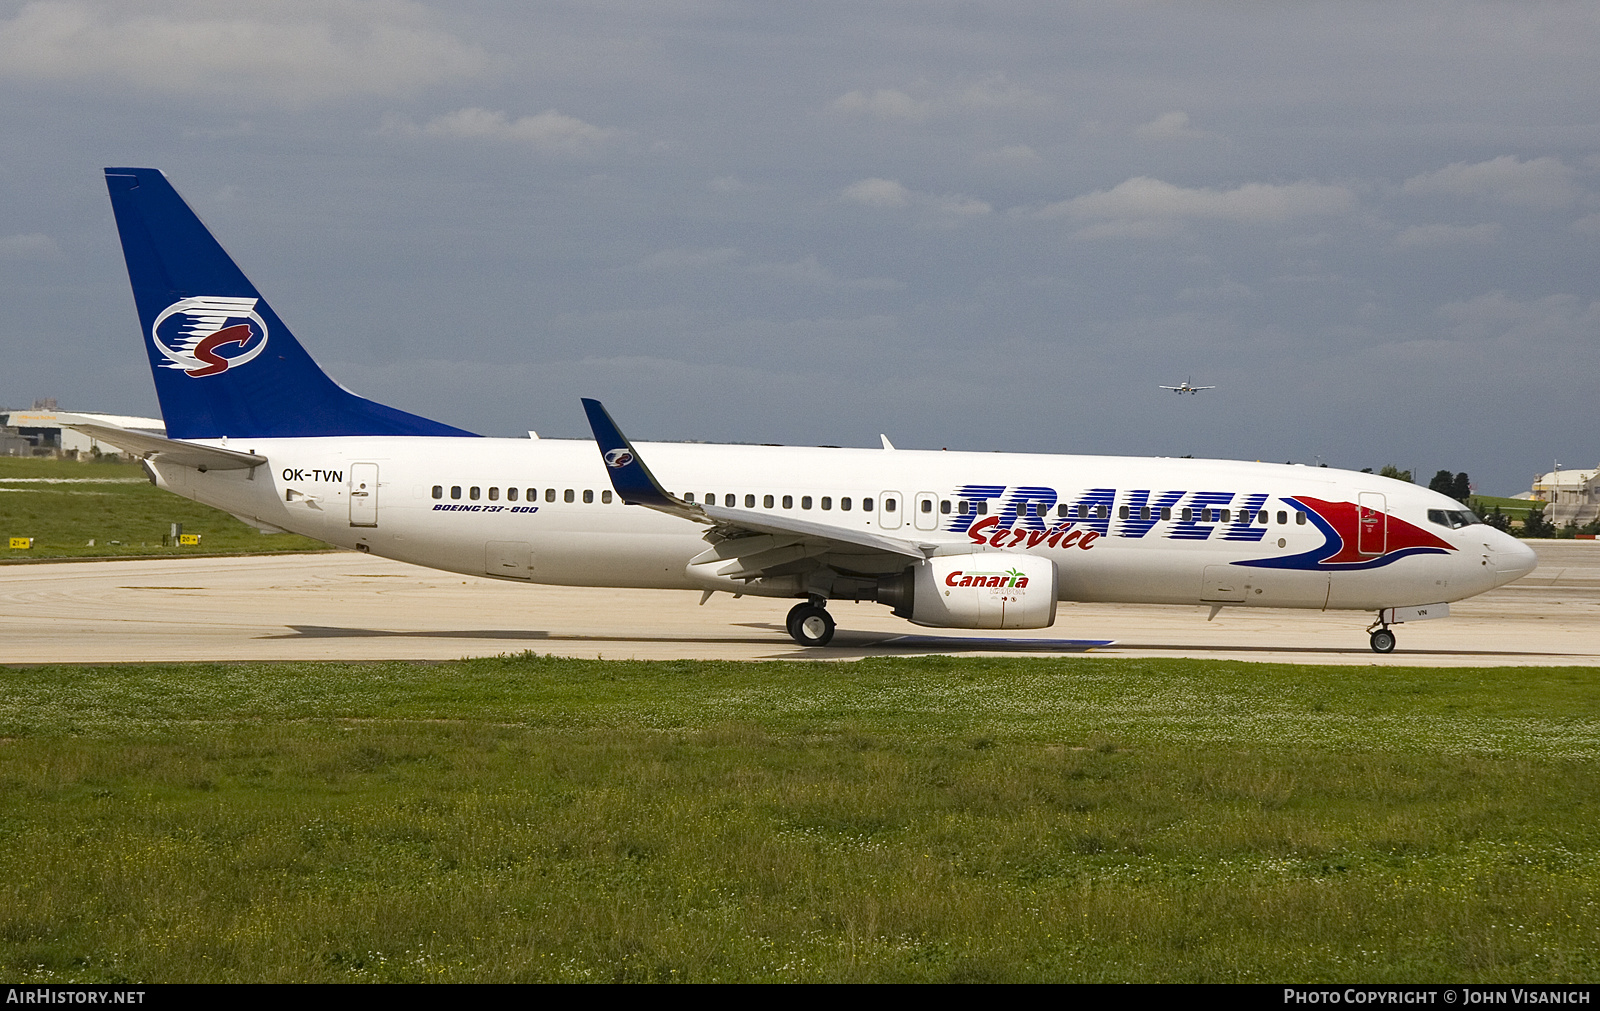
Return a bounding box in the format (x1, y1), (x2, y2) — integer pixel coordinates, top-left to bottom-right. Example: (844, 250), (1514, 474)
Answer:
(146, 436), (1537, 613)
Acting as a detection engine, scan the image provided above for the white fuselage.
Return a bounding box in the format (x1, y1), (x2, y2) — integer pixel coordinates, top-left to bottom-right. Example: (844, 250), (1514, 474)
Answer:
(146, 436), (1537, 616)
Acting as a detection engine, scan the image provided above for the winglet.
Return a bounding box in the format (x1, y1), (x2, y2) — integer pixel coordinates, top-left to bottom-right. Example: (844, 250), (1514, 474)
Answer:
(581, 398), (702, 519)
(880, 434), (895, 450)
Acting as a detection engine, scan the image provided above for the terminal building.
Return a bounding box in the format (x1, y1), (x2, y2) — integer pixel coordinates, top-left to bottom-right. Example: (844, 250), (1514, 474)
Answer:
(1530, 464), (1600, 527)
(0, 399), (166, 458)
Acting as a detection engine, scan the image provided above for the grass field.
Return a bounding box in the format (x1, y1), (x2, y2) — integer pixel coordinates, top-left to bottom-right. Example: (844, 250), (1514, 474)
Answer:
(0, 457), (330, 560)
(1, 655), (1596, 983)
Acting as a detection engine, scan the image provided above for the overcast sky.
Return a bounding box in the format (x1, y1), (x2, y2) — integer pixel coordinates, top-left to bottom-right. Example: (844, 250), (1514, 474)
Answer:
(2, 1), (1597, 495)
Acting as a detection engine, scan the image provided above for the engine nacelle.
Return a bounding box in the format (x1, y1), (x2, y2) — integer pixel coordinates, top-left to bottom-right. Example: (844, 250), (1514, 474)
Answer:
(877, 553), (1058, 629)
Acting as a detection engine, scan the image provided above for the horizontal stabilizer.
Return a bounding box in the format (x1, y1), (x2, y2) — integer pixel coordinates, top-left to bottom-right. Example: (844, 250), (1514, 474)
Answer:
(62, 419), (265, 471)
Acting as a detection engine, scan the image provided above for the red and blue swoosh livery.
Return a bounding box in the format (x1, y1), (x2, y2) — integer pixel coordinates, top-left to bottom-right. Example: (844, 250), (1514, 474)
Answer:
(1237, 496), (1454, 571)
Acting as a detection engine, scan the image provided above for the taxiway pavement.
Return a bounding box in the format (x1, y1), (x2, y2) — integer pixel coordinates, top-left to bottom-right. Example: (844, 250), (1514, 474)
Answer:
(1, 542), (1595, 666)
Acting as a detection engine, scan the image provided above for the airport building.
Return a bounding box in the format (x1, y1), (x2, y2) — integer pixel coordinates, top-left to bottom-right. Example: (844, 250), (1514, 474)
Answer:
(0, 400), (165, 458)
(1530, 464), (1600, 527)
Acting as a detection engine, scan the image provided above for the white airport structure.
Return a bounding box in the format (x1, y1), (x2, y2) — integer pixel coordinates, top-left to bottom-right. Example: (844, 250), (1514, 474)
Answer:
(0, 401), (166, 458)
(1529, 464), (1600, 527)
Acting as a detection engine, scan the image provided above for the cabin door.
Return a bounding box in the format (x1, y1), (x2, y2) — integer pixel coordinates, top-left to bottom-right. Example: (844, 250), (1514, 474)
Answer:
(1357, 493), (1386, 556)
(349, 463), (378, 527)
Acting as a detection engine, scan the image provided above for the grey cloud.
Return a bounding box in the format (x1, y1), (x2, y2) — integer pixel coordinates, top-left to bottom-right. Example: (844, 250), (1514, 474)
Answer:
(0, 0), (486, 104)
(839, 178), (991, 217)
(1402, 156), (1581, 210)
(0, 233), (64, 260)
(1392, 223), (1501, 248)
(1038, 177), (1359, 231)
(1133, 111), (1213, 141)
(377, 107), (619, 155)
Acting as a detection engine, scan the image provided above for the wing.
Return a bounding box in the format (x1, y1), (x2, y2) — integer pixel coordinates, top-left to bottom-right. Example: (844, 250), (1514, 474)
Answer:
(581, 398), (932, 594)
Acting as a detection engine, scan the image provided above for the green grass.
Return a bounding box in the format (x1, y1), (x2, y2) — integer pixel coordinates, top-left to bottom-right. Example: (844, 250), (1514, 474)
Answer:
(0, 457), (330, 560)
(1469, 494), (1539, 519)
(1, 655), (1597, 983)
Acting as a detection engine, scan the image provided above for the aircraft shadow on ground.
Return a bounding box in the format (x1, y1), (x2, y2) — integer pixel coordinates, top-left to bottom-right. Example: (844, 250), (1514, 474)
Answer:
(265, 624), (1573, 659)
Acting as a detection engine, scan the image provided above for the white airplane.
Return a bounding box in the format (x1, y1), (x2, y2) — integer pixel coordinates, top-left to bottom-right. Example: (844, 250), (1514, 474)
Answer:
(1160, 378), (1216, 395)
(78, 168), (1537, 654)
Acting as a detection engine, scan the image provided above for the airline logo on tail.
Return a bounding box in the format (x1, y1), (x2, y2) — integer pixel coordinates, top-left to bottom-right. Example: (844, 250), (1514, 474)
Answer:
(150, 296), (268, 377)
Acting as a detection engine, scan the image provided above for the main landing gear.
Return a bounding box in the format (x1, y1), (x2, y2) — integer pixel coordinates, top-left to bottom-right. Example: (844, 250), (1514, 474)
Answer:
(1366, 617), (1397, 654)
(786, 599), (836, 647)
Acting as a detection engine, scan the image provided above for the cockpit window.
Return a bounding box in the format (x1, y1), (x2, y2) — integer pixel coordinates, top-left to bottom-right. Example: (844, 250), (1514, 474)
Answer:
(1427, 508), (1482, 530)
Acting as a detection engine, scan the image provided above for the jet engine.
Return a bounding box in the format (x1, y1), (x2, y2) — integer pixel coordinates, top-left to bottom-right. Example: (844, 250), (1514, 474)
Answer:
(876, 553), (1058, 629)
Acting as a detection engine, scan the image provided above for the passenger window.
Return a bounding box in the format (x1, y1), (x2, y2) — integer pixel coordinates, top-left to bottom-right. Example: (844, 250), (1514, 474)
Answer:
(1182, 507), (1192, 521)
(1296, 511), (1306, 524)
(1220, 509), (1230, 523)
(822, 497), (832, 510)
(863, 497), (874, 512)
(724, 494), (735, 507)
(545, 489), (556, 502)
(564, 489), (574, 503)
(488, 487), (499, 501)
(507, 488), (518, 502)
(885, 498), (897, 512)
(1140, 506), (1149, 521)
(841, 497), (852, 511)
(802, 496), (813, 509)
(1119, 506), (1129, 520)
(602, 490), (613, 504)
(1161, 507), (1171, 521)
(1277, 511), (1287, 524)
(1057, 504), (1068, 517)
(706, 492), (715, 505)
(470, 486), (481, 501)
(976, 501), (986, 515)
(1257, 510), (1267, 524)
(432, 485), (443, 500)
(764, 495), (774, 508)
(583, 489), (594, 503)
(941, 500), (951, 514)
(782, 495), (793, 509)
(745, 494), (756, 508)
(451, 486), (462, 500)
(685, 492), (695, 504)
(526, 489), (536, 502)
(921, 499), (933, 513)
(958, 501), (969, 515)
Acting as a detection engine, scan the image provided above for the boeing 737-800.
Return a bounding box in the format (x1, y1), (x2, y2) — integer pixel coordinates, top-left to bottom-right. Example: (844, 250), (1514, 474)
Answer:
(78, 168), (1537, 653)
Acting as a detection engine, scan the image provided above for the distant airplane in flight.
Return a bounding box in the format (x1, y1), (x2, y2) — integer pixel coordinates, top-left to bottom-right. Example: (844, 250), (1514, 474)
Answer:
(1161, 378), (1216, 395)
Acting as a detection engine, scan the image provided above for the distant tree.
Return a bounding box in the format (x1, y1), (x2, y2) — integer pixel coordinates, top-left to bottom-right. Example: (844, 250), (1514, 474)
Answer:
(1478, 504), (1512, 533)
(1521, 503), (1554, 538)
(1429, 470), (1454, 495)
(1379, 464), (1413, 484)
(1450, 472), (1471, 503)
(1360, 468), (1374, 474)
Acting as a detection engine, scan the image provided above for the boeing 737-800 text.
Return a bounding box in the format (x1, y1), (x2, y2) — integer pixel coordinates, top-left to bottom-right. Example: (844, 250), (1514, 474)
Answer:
(78, 168), (1537, 653)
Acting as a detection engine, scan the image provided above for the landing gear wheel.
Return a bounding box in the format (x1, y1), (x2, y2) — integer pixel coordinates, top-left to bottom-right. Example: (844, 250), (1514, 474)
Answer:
(786, 601), (836, 647)
(1369, 628), (1396, 654)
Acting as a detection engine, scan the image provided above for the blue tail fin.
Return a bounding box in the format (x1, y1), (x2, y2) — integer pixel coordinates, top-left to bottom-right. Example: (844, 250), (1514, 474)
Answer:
(104, 168), (476, 440)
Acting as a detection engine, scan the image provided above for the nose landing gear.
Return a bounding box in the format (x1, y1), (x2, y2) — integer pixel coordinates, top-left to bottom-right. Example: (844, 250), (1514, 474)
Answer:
(1366, 618), (1396, 654)
(786, 599), (836, 647)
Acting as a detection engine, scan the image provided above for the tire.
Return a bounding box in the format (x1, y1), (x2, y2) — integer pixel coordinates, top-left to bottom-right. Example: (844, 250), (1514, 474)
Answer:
(787, 602), (835, 647)
(1369, 628), (1396, 654)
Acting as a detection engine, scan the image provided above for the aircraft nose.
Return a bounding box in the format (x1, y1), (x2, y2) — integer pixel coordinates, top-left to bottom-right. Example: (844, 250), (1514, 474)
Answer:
(1493, 534), (1538, 582)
